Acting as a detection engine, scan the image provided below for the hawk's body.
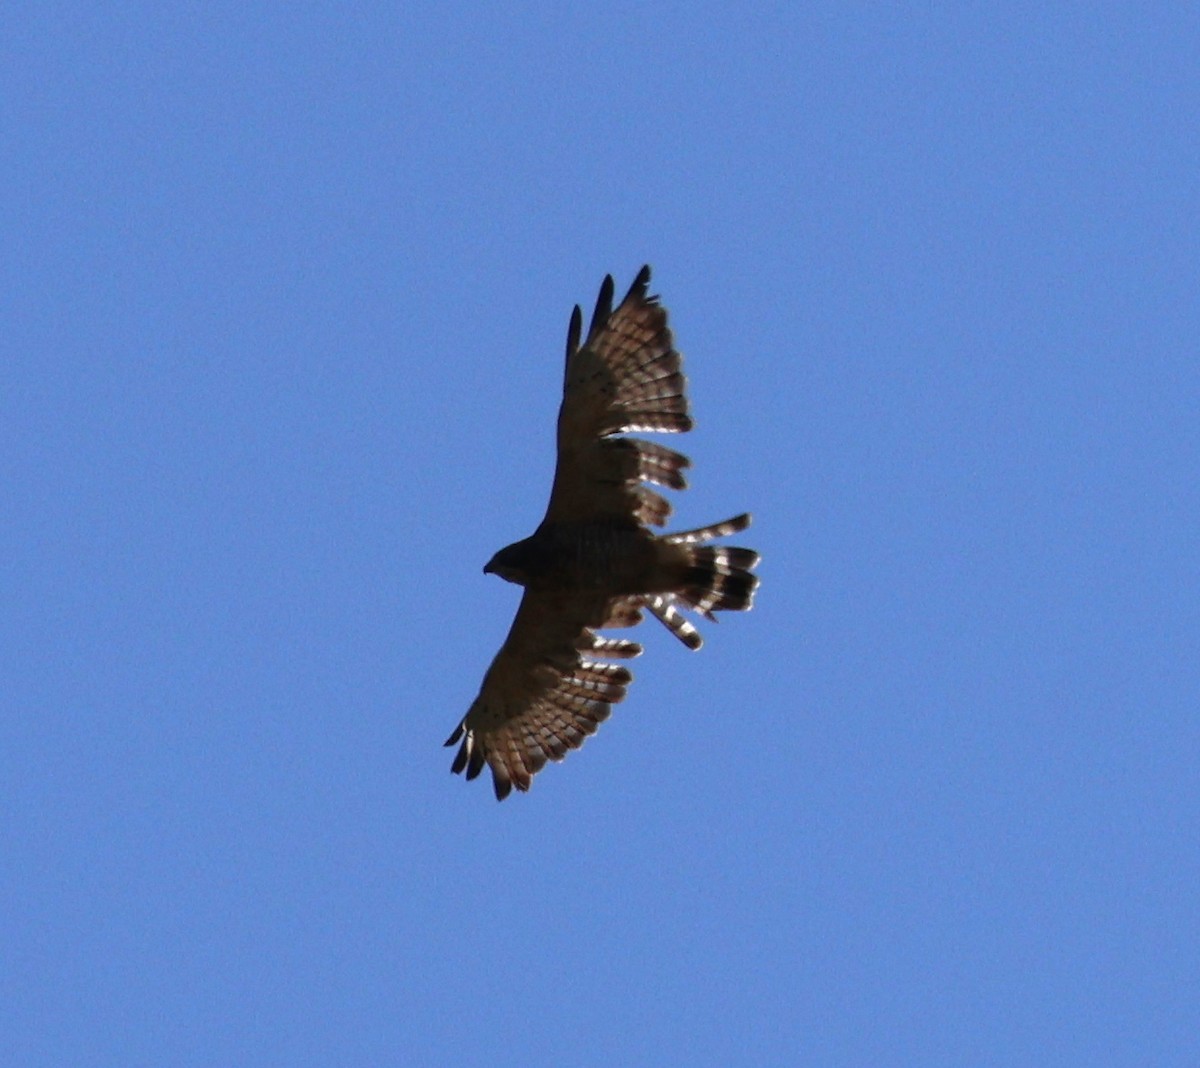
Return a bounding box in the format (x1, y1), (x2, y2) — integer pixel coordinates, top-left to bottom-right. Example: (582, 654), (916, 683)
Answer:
(445, 267), (760, 799)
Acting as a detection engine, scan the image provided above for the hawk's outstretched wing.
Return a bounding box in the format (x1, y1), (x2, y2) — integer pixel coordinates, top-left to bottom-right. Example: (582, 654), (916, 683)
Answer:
(444, 591), (646, 800)
(544, 265), (693, 528)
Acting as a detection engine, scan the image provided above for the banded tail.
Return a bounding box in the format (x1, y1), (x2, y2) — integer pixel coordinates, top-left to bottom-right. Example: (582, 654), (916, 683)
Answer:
(652, 513), (760, 649)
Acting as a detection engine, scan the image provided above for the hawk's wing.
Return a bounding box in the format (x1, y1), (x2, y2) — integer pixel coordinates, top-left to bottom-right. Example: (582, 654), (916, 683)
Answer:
(542, 265), (694, 529)
(444, 590), (647, 800)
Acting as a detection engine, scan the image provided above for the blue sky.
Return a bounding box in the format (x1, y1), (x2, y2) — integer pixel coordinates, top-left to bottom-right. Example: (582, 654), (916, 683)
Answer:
(3, 4), (1198, 1065)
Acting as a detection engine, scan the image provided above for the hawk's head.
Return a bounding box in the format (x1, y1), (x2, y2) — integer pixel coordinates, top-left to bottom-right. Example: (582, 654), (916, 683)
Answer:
(483, 537), (537, 587)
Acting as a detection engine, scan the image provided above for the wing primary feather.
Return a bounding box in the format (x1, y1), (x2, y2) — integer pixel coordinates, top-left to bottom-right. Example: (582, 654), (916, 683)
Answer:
(450, 735), (470, 774)
(564, 304), (582, 388)
(587, 274), (615, 342)
(622, 264), (652, 306)
(465, 742), (487, 780)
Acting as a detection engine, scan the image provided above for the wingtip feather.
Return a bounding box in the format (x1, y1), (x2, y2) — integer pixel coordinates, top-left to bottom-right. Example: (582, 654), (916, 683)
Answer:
(624, 264), (652, 304)
(588, 274), (615, 340)
(565, 302), (582, 356)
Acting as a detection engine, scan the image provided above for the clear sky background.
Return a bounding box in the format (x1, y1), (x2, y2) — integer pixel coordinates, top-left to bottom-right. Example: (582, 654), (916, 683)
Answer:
(3, 5), (1197, 1066)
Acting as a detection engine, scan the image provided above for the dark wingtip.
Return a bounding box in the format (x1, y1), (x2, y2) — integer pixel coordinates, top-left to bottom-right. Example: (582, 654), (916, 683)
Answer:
(565, 304), (582, 375)
(587, 274), (615, 341)
(465, 744), (486, 781)
(623, 264), (653, 306)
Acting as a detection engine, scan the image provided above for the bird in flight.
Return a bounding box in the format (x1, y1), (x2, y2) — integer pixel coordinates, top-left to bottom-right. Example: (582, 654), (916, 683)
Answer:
(445, 266), (760, 799)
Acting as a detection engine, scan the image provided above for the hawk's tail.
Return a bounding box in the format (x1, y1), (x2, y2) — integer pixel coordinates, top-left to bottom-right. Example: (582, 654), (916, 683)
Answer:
(651, 513), (761, 648)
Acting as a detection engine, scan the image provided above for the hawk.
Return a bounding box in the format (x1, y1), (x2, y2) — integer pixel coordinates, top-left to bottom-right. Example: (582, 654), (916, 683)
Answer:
(445, 266), (760, 799)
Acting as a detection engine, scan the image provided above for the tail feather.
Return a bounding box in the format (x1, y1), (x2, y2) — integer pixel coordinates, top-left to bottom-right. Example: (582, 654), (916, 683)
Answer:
(646, 595), (703, 649)
(649, 514), (761, 646)
(682, 545), (760, 615)
(663, 512), (751, 545)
